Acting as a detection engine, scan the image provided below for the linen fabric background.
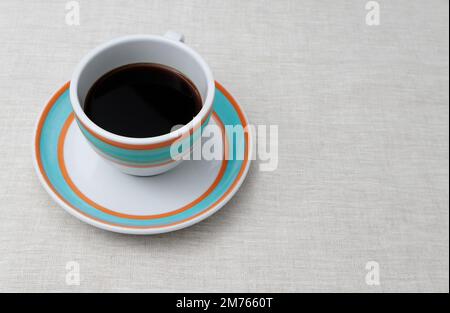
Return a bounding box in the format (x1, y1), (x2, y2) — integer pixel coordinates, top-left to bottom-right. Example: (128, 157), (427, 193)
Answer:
(0, 0), (448, 292)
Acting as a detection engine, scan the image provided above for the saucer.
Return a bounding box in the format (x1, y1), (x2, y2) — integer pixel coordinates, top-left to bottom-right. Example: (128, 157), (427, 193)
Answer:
(33, 81), (251, 234)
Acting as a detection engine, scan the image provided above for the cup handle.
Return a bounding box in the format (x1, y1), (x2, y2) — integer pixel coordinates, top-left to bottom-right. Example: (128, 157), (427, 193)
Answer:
(164, 31), (185, 43)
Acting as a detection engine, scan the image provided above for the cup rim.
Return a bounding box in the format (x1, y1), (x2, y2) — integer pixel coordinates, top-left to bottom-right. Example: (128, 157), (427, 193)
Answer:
(69, 34), (215, 146)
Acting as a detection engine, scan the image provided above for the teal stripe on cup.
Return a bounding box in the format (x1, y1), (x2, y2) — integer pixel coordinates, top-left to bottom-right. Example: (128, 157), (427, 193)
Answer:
(76, 114), (211, 165)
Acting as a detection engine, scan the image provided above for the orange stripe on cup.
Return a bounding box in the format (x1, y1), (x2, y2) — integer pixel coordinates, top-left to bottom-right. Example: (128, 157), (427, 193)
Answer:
(75, 105), (213, 151)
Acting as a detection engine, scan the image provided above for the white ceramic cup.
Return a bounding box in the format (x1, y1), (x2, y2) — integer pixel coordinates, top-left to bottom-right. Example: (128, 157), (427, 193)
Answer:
(70, 32), (215, 176)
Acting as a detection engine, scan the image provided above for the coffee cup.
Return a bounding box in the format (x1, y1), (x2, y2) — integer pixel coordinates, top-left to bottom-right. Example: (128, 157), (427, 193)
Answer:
(70, 32), (215, 176)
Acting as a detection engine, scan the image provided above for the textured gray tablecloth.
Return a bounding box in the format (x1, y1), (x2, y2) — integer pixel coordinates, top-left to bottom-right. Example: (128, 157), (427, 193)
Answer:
(0, 0), (448, 292)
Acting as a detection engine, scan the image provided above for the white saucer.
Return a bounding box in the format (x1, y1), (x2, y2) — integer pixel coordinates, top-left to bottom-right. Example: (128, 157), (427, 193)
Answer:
(33, 82), (251, 234)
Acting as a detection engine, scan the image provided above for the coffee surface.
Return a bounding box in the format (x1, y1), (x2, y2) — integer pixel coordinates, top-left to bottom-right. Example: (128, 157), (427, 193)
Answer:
(84, 63), (202, 138)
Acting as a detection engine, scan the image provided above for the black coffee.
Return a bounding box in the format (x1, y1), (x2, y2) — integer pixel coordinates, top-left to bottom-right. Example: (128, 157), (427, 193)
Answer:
(84, 63), (202, 138)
